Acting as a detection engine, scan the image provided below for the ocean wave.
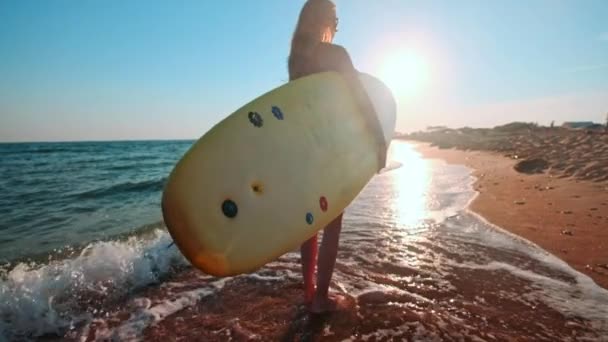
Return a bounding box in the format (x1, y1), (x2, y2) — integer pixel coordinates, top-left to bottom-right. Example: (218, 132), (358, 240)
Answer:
(0, 148), (67, 156)
(113, 154), (159, 162)
(104, 161), (175, 171)
(0, 145), (97, 155)
(0, 229), (185, 341)
(71, 178), (167, 200)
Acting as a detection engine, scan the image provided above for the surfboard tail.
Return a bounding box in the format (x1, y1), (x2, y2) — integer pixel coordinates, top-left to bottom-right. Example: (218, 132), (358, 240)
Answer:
(359, 72), (397, 171)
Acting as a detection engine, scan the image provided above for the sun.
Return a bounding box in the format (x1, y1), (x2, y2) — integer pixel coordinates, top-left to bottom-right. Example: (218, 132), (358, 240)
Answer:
(378, 50), (430, 99)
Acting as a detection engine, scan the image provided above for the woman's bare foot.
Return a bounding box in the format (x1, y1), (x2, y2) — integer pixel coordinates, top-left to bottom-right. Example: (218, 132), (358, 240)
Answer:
(309, 293), (346, 314)
(304, 285), (315, 306)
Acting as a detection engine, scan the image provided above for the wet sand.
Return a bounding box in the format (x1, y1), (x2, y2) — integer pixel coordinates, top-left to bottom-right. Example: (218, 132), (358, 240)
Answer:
(73, 252), (606, 341)
(413, 142), (608, 290)
(141, 268), (602, 341)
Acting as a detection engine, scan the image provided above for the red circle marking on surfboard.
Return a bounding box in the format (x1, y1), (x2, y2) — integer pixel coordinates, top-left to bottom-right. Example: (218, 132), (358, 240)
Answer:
(320, 196), (328, 212)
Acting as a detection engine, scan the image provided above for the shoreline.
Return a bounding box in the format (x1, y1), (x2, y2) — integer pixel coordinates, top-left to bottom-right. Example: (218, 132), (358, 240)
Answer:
(411, 141), (608, 289)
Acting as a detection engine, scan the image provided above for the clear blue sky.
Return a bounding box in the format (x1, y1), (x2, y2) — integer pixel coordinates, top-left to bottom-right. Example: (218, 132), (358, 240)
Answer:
(1, 0), (607, 142)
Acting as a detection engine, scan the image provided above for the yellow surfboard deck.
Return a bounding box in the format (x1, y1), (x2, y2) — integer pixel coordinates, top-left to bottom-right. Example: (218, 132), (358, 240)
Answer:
(162, 71), (395, 276)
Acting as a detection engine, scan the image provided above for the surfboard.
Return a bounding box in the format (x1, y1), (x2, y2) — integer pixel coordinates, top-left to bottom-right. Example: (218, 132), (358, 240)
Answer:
(162, 71), (396, 276)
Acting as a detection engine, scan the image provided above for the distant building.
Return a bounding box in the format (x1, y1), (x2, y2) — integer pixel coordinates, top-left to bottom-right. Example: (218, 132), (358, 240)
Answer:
(561, 121), (602, 130)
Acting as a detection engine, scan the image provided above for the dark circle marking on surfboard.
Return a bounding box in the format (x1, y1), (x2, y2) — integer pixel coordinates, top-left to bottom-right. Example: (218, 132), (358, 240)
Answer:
(306, 212), (314, 225)
(222, 199), (238, 218)
(248, 112), (263, 127)
(319, 196), (328, 212)
(271, 106), (284, 120)
(251, 181), (264, 195)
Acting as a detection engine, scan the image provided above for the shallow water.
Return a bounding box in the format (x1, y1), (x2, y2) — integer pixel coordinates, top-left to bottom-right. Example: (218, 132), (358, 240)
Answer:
(1, 141), (607, 341)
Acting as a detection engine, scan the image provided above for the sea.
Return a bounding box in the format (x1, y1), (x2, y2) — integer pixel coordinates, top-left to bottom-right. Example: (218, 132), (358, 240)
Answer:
(1, 140), (607, 341)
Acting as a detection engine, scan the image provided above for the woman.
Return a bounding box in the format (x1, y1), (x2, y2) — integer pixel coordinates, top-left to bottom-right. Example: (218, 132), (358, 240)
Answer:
(288, 0), (384, 314)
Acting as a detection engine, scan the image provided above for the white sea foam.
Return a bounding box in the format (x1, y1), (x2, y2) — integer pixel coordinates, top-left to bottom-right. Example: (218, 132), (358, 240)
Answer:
(91, 277), (230, 341)
(0, 229), (185, 340)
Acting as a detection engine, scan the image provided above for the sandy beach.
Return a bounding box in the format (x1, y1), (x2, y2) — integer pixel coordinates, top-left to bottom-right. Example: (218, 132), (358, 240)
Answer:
(403, 125), (608, 290)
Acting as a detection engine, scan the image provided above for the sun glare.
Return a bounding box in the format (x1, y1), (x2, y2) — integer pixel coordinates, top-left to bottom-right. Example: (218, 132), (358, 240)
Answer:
(378, 50), (430, 99)
(389, 141), (430, 228)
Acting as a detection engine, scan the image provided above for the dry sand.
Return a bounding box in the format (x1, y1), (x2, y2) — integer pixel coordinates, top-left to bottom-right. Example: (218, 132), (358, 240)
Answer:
(405, 125), (608, 183)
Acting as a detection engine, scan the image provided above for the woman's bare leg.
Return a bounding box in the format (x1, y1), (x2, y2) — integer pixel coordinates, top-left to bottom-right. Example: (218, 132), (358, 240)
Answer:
(300, 233), (318, 304)
(311, 213), (343, 313)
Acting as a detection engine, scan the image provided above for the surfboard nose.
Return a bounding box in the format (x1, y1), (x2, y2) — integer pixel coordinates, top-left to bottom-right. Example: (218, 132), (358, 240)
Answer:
(161, 189), (231, 276)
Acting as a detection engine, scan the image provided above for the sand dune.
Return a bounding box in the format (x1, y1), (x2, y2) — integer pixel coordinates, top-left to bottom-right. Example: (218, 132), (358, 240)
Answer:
(402, 124), (608, 182)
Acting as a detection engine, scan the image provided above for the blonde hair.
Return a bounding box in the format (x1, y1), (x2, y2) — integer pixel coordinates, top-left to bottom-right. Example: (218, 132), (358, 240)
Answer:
(288, 0), (337, 80)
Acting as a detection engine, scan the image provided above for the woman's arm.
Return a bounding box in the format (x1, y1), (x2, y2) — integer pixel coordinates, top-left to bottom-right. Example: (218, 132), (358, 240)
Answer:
(317, 44), (388, 170)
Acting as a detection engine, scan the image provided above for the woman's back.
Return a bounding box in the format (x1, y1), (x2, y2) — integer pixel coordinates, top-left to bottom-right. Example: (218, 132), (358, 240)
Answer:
(288, 42), (355, 81)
